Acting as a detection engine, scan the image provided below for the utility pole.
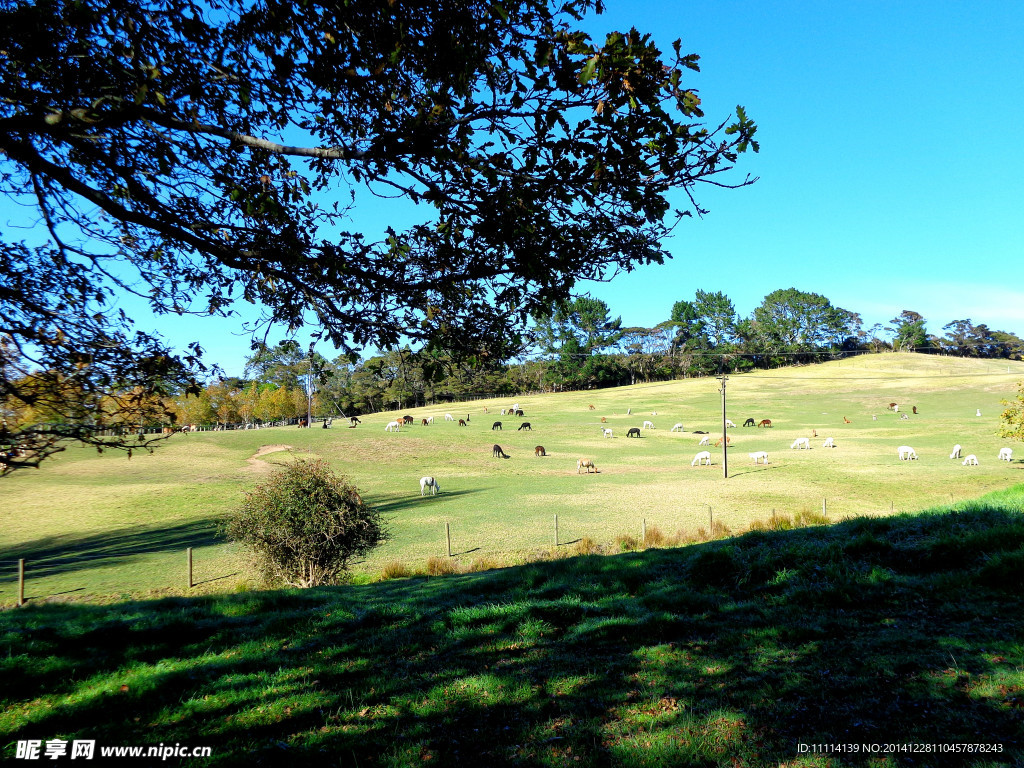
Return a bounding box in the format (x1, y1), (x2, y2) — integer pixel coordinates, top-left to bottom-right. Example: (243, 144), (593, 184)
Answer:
(306, 346), (315, 428)
(717, 372), (729, 479)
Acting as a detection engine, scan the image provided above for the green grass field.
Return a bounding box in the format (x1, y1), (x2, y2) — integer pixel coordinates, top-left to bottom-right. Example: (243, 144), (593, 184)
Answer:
(2, 352), (1023, 604)
(2, 486), (1023, 766)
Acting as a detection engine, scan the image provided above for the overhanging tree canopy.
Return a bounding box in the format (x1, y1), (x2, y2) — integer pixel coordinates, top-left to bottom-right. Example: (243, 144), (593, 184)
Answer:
(0, 0), (757, 472)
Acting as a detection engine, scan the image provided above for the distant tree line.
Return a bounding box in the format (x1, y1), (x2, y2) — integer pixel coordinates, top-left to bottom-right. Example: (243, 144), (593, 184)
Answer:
(157, 289), (1024, 422)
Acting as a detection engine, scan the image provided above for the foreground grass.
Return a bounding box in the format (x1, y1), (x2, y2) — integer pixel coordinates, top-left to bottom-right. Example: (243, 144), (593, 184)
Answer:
(2, 353), (1023, 603)
(3, 485), (1023, 766)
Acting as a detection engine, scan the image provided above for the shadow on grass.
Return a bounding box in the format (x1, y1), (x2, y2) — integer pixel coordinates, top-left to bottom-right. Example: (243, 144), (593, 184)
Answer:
(0, 518), (224, 582)
(367, 488), (488, 515)
(2, 492), (1024, 766)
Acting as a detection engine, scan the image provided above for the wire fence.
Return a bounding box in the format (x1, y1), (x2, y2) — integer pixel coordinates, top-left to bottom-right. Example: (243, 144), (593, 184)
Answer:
(2, 489), (968, 607)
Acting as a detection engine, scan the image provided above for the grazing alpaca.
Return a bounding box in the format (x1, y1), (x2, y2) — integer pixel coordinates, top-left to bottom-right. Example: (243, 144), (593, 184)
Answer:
(888, 402), (897, 411)
(790, 437), (810, 449)
(950, 444), (962, 459)
(517, 422), (532, 431)
(492, 444), (510, 459)
(350, 416), (361, 426)
(912, 406), (918, 415)
(758, 419), (772, 428)
(385, 421), (401, 432)
(588, 405), (595, 410)
(458, 419), (467, 427)
(491, 421), (502, 430)
(962, 454), (979, 466)
(403, 415), (414, 425)
(725, 419), (736, 428)
(898, 445), (917, 461)
(421, 419), (429, 426)
(514, 410), (525, 417)
(643, 420), (654, 429)
(698, 435), (710, 446)
(602, 428), (613, 438)
(999, 447), (1013, 462)
(445, 413), (454, 422)
(743, 418), (756, 427)
(812, 429), (818, 438)
(749, 451), (769, 465)
(671, 423), (684, 432)
(843, 416), (851, 424)
(535, 446), (546, 457)
(577, 458), (597, 474)
(420, 476), (441, 496)
(691, 451), (712, 466)
(822, 437), (835, 448)
(714, 436), (732, 447)
(627, 427), (641, 438)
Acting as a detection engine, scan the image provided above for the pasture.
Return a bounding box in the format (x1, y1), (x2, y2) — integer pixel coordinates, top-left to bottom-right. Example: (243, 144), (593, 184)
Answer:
(2, 352), (1023, 604)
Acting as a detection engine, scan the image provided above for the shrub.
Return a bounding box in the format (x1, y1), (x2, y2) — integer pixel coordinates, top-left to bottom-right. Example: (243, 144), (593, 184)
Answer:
(224, 458), (388, 588)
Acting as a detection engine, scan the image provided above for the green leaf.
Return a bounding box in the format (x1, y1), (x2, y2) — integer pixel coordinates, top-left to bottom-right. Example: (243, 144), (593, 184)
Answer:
(579, 55), (599, 85)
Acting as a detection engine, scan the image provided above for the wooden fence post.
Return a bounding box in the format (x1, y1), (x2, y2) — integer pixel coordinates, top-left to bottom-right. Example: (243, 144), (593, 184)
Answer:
(554, 514), (559, 547)
(823, 498), (827, 519)
(187, 548), (193, 589)
(641, 518), (646, 549)
(446, 523), (452, 558)
(708, 505), (713, 536)
(17, 559), (25, 607)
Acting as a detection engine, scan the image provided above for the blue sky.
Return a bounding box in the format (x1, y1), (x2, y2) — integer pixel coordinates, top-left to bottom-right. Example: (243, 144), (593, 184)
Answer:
(579, 0), (1024, 338)
(7, 0), (1024, 375)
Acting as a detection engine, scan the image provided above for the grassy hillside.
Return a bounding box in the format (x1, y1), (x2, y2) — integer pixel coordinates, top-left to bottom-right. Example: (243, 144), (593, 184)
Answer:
(2, 486), (1023, 766)
(1, 352), (1023, 603)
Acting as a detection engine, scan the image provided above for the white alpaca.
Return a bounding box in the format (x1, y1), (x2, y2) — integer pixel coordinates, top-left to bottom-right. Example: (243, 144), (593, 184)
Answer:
(691, 451), (712, 466)
(999, 447), (1013, 462)
(949, 444), (962, 459)
(643, 420), (655, 429)
(426, 416), (434, 425)
(725, 419), (736, 428)
(602, 428), (613, 438)
(419, 476), (440, 496)
(749, 451), (769, 465)
(385, 421), (401, 432)
(444, 413), (454, 422)
(898, 445), (917, 461)
(822, 437), (835, 448)
(977, 409), (982, 417)
(893, 404), (899, 413)
(962, 454), (979, 466)
(790, 437), (810, 450)
(671, 423), (684, 432)
(698, 435), (710, 446)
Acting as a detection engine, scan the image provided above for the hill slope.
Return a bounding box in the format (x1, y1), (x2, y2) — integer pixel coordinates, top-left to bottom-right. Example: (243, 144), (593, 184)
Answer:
(2, 352), (1023, 603)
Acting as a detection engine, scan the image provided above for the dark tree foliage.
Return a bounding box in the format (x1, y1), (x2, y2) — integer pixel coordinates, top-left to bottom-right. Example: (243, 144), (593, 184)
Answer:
(0, 244), (202, 473)
(0, 0), (756, 473)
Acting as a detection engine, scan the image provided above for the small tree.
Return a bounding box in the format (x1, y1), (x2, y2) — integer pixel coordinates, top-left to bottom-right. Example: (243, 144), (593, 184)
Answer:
(225, 459), (388, 588)
(999, 382), (1024, 442)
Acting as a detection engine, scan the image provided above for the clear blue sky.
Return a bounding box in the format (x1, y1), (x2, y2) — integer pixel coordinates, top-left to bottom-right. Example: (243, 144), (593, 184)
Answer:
(7, 0), (1024, 375)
